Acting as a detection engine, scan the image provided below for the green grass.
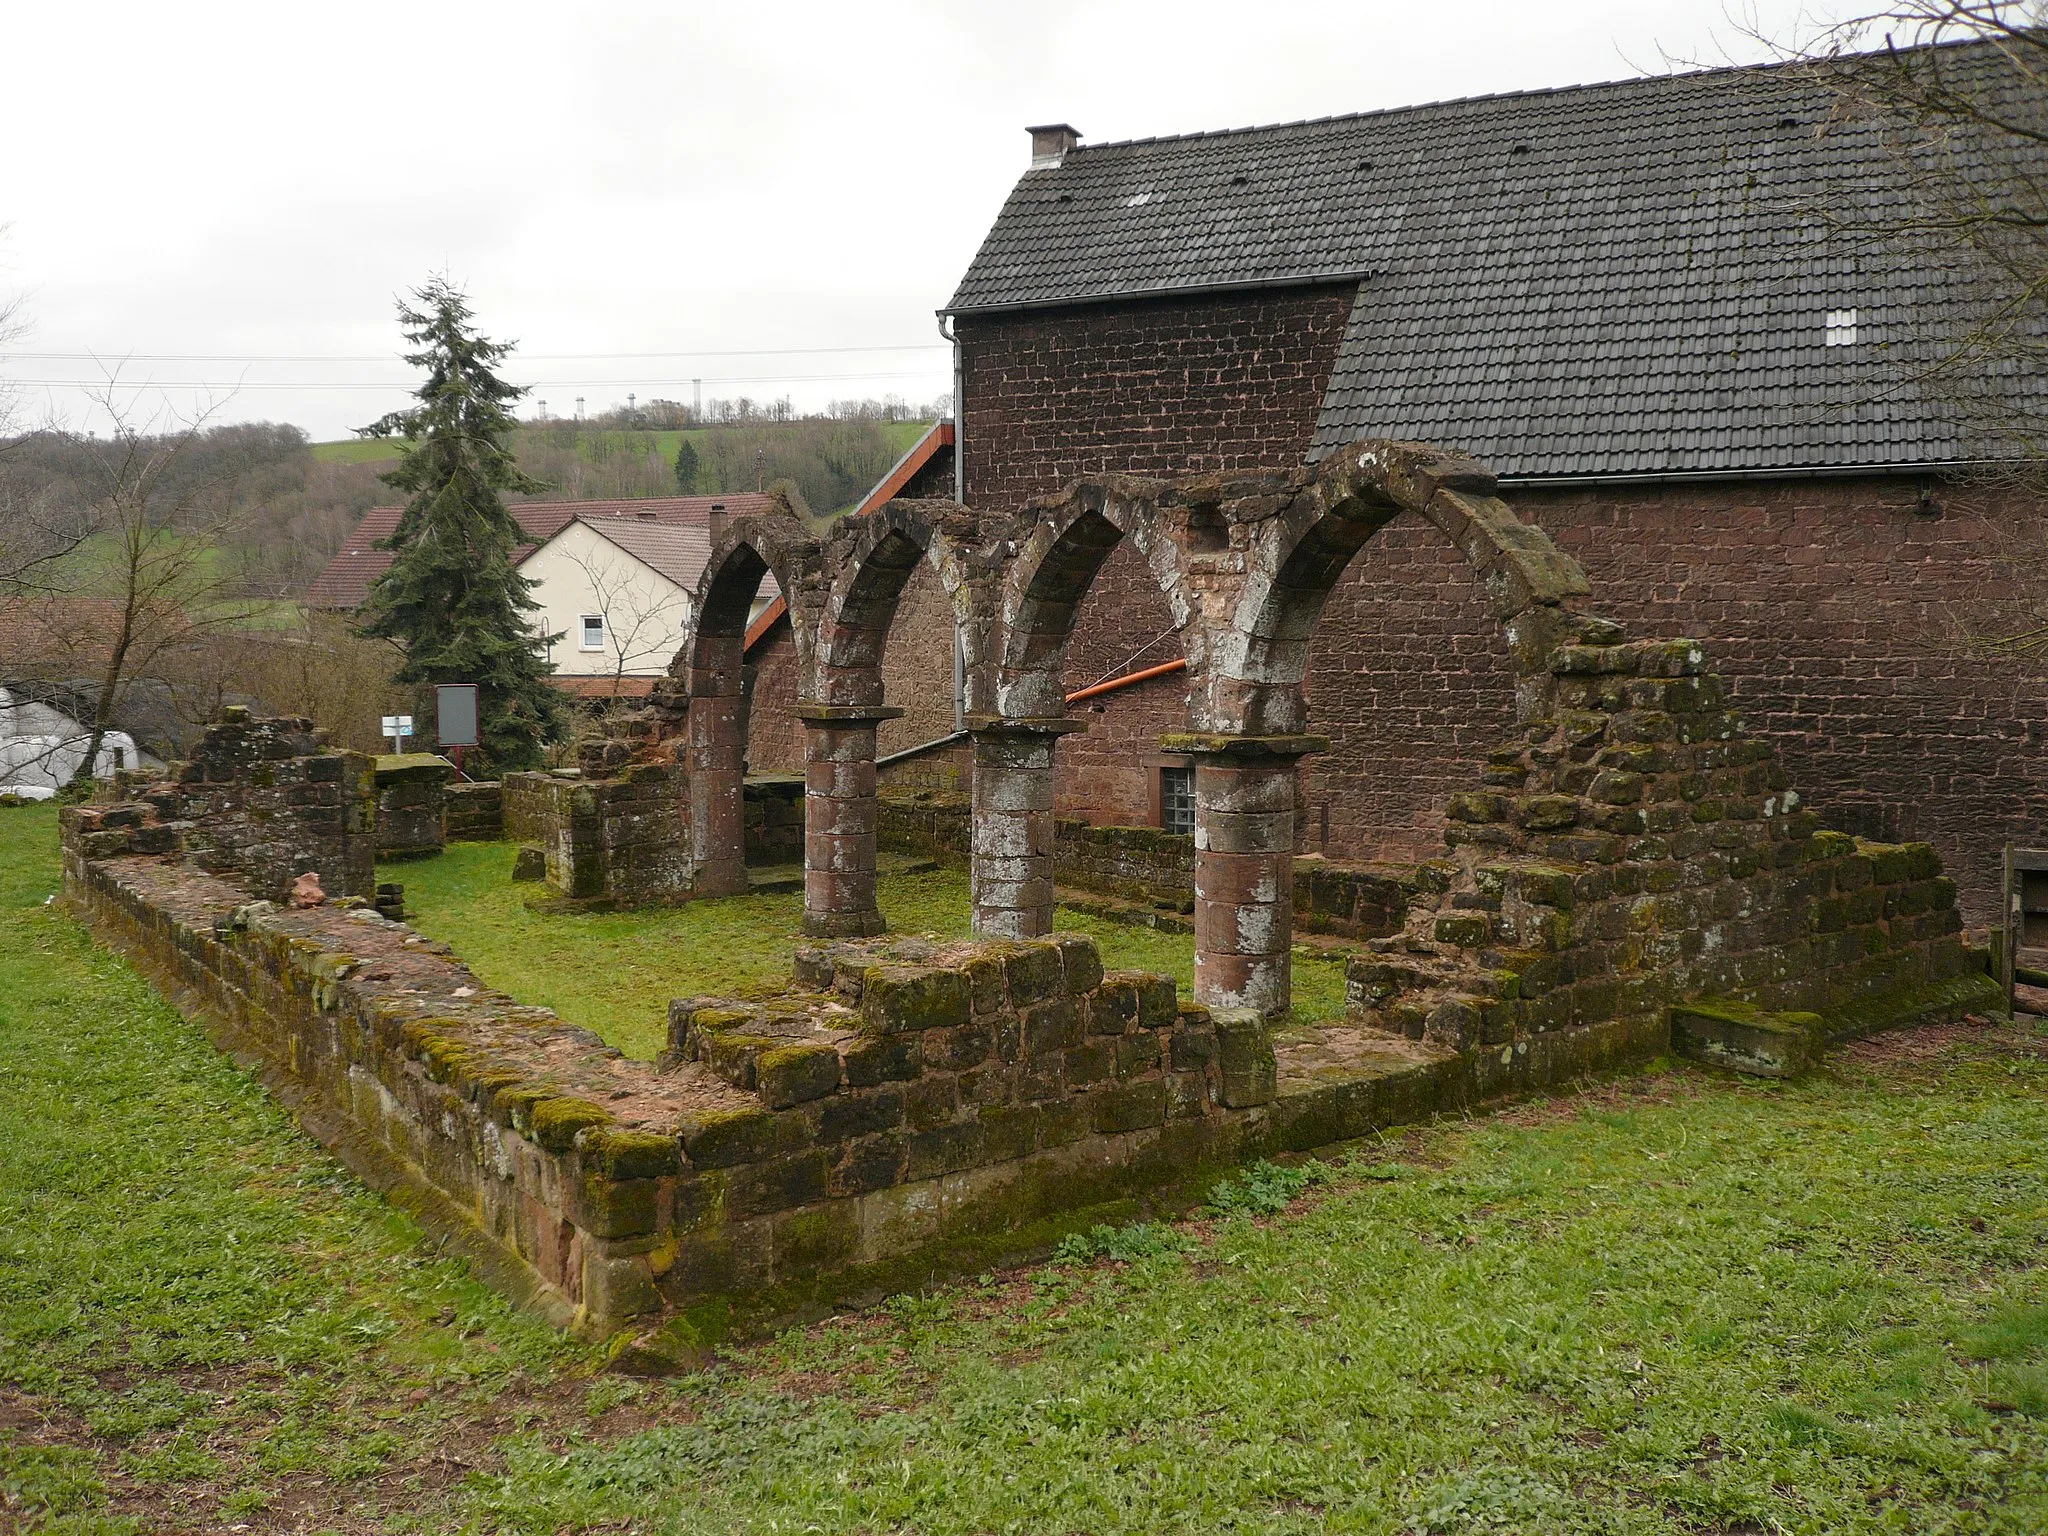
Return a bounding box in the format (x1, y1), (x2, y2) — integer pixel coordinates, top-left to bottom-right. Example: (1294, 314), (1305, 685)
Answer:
(310, 437), (409, 464)
(382, 842), (1349, 1060)
(6, 804), (2047, 1532)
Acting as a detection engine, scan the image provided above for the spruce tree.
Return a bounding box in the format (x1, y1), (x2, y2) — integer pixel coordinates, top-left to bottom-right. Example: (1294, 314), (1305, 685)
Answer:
(673, 436), (699, 493)
(356, 279), (566, 771)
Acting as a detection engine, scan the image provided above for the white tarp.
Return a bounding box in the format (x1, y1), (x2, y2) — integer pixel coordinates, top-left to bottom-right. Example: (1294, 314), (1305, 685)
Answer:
(0, 687), (149, 793)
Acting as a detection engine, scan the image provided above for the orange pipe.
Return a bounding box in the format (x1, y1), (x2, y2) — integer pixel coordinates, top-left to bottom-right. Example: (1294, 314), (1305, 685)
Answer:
(1064, 656), (1187, 705)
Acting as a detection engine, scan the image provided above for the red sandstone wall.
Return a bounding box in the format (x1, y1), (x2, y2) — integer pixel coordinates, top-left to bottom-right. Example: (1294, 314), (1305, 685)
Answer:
(878, 560), (961, 760)
(1058, 540), (1188, 826)
(1300, 511), (1520, 866)
(745, 620), (802, 775)
(957, 285), (1356, 510)
(1512, 477), (2048, 928)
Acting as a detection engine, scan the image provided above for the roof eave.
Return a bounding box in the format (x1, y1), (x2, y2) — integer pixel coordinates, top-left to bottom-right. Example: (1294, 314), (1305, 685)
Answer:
(942, 268), (1372, 320)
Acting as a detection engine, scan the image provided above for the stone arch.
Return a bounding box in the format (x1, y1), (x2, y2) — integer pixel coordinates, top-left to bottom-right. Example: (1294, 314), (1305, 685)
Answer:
(813, 498), (986, 710)
(993, 477), (1200, 722)
(677, 516), (822, 898)
(798, 499), (995, 939)
(1208, 439), (1593, 738)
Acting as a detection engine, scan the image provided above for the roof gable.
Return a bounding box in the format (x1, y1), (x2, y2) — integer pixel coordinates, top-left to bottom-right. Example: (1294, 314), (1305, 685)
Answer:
(304, 493), (774, 609)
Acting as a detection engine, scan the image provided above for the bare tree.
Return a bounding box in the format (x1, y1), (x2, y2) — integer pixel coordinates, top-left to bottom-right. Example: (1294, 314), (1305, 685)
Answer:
(1749, 6), (2048, 663)
(561, 540), (693, 701)
(35, 384), (266, 789)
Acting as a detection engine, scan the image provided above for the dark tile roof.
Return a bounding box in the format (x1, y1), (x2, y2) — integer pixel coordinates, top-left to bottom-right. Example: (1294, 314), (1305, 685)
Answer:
(946, 46), (2044, 477)
(304, 494), (774, 609)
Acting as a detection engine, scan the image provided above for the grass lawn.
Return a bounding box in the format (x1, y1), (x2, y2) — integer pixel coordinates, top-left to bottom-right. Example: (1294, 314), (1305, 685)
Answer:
(4, 801), (2047, 1533)
(382, 841), (1351, 1060)
(309, 438), (409, 465)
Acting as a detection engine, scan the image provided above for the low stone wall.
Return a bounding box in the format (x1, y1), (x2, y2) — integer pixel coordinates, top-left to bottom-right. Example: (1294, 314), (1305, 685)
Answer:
(501, 764), (691, 906)
(877, 788), (969, 862)
(445, 780), (504, 841)
(61, 815), (1286, 1343)
(372, 754), (452, 861)
(62, 849), (687, 1336)
(878, 787), (1413, 938)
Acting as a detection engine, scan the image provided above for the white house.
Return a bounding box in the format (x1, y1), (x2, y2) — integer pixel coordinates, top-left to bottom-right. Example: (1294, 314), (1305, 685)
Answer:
(524, 516), (705, 691)
(305, 495), (779, 701)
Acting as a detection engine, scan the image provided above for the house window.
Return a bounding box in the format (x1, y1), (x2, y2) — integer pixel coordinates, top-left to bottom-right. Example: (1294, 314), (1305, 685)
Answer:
(579, 615), (606, 651)
(1161, 765), (1195, 836)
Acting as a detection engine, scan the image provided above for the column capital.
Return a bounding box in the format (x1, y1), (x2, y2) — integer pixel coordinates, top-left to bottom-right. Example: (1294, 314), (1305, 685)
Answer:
(966, 713), (1089, 737)
(794, 701), (906, 725)
(1158, 731), (1330, 761)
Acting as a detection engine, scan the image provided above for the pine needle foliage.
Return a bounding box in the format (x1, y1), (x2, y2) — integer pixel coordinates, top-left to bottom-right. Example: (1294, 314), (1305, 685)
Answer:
(355, 279), (566, 770)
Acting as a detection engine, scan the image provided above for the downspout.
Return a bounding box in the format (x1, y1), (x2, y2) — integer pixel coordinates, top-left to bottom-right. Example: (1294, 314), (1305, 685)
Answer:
(941, 309), (966, 732)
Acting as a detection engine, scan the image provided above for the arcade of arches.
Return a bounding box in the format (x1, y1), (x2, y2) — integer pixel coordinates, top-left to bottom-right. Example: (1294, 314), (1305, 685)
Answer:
(649, 436), (1988, 1036)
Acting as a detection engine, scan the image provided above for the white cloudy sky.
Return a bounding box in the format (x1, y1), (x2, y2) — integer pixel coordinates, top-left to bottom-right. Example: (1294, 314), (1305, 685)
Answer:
(1, 0), (1837, 442)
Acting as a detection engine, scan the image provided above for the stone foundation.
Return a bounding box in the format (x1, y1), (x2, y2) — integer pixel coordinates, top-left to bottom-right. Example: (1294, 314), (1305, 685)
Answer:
(501, 764), (691, 906)
(372, 753), (453, 861)
(444, 780), (504, 841)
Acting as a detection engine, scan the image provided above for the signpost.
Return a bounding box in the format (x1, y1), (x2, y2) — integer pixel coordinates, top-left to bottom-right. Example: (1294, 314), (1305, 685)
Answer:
(380, 714), (414, 755)
(435, 684), (480, 778)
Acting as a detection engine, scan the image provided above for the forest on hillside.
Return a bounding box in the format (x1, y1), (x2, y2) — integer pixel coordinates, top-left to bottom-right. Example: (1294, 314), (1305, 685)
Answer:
(0, 400), (941, 600)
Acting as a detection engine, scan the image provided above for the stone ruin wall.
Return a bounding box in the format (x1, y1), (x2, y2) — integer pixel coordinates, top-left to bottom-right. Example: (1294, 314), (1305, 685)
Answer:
(61, 707), (375, 904)
(1344, 631), (1993, 1060)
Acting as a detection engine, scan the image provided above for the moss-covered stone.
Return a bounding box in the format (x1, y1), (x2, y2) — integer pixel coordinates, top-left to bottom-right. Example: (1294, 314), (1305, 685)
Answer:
(531, 1096), (615, 1151)
(583, 1127), (684, 1181)
(684, 1106), (803, 1168)
(755, 1043), (843, 1109)
(1213, 1010), (1277, 1107)
(861, 965), (972, 1035)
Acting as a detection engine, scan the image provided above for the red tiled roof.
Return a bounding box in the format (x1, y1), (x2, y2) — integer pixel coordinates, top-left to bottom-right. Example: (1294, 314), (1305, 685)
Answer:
(304, 494), (775, 610)
(573, 518), (715, 590)
(0, 597), (134, 676)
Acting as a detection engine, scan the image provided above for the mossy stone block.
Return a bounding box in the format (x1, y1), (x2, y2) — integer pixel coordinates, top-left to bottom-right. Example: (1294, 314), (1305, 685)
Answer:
(861, 965), (972, 1035)
(531, 1096), (615, 1152)
(841, 1033), (922, 1087)
(756, 1043), (843, 1109)
(1213, 1010), (1277, 1108)
(1671, 998), (1825, 1079)
(584, 1127), (684, 1181)
(1434, 912), (1493, 948)
(1054, 933), (1105, 994)
(1003, 942), (1069, 1005)
(685, 1107), (802, 1168)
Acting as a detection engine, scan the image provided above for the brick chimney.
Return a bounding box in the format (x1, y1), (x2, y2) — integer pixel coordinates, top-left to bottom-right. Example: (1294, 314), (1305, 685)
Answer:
(1028, 123), (1080, 169)
(708, 500), (729, 548)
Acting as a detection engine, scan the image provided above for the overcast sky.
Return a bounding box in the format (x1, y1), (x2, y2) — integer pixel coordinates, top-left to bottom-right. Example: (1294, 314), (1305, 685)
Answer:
(1, 0), (1835, 442)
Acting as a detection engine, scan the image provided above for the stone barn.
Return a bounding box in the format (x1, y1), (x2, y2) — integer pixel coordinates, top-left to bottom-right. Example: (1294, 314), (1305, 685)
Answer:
(741, 43), (2048, 931)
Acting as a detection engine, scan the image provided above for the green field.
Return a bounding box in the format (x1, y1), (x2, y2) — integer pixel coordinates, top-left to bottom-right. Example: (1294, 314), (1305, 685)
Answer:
(6, 803), (2047, 1533)
(309, 436), (409, 464)
(384, 840), (1349, 1060)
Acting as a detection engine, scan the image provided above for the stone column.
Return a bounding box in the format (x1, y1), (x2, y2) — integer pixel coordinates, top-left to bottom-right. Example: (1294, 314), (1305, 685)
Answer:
(967, 716), (1085, 938)
(1165, 732), (1329, 1018)
(686, 640), (748, 899)
(798, 703), (902, 938)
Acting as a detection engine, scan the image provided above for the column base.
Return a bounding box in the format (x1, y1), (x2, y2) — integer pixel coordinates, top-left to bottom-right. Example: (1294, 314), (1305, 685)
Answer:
(804, 908), (888, 939)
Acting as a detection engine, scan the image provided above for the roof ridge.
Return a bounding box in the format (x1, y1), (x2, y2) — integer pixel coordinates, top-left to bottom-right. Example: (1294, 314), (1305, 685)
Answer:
(1055, 39), (1974, 157)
